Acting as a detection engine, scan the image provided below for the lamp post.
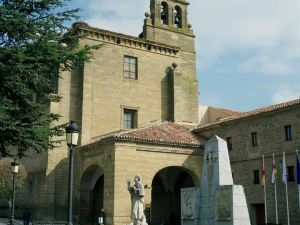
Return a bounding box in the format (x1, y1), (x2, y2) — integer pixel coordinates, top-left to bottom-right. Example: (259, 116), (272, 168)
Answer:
(65, 121), (80, 225)
(9, 159), (20, 225)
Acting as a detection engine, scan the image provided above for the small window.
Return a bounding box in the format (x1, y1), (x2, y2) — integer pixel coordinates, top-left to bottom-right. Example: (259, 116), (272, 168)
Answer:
(226, 137), (232, 150)
(253, 170), (260, 184)
(29, 180), (33, 193)
(160, 2), (168, 25)
(285, 125), (292, 141)
(123, 56), (137, 79)
(251, 132), (257, 146)
(287, 166), (295, 182)
(174, 6), (182, 28)
(123, 109), (137, 129)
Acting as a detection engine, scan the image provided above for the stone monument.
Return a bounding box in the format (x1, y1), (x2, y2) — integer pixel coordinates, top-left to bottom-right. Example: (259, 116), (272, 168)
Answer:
(181, 135), (251, 225)
(127, 176), (148, 225)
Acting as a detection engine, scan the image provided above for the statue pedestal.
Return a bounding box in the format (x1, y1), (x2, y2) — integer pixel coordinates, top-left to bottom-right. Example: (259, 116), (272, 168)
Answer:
(181, 136), (251, 225)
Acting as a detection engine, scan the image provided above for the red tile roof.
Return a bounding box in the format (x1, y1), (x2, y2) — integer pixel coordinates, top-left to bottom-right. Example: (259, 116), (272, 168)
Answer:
(194, 98), (300, 132)
(215, 108), (242, 116)
(116, 122), (202, 147)
(82, 122), (202, 148)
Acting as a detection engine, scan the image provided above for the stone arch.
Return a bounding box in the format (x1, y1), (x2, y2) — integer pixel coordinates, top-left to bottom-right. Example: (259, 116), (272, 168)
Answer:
(149, 164), (199, 188)
(160, 1), (168, 25)
(150, 166), (197, 225)
(174, 5), (182, 28)
(79, 165), (104, 224)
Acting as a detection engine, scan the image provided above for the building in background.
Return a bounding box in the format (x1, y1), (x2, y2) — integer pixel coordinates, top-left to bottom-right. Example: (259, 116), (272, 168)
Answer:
(198, 105), (241, 125)
(194, 99), (300, 225)
(0, 0), (299, 225)
(7, 1), (201, 225)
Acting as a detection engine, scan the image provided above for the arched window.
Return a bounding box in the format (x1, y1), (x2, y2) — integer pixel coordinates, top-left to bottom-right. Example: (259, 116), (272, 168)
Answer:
(174, 5), (182, 28)
(161, 2), (168, 25)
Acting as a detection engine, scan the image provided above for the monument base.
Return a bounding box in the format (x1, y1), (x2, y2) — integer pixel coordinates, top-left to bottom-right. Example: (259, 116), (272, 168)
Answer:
(181, 136), (251, 225)
(215, 185), (250, 225)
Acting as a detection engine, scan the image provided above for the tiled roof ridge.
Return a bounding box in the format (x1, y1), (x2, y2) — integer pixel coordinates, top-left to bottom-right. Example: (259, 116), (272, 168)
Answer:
(115, 135), (201, 148)
(84, 130), (124, 145)
(116, 122), (201, 146)
(194, 98), (300, 132)
(80, 121), (202, 149)
(113, 121), (170, 137)
(72, 22), (180, 50)
(214, 107), (242, 115)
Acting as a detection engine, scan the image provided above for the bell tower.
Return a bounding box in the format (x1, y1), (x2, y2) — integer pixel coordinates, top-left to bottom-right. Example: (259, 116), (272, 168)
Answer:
(143, 0), (199, 124)
(143, 0), (195, 53)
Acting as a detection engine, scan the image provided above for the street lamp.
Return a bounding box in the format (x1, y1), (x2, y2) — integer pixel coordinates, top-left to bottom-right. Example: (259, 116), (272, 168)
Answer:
(10, 159), (20, 225)
(65, 121), (80, 225)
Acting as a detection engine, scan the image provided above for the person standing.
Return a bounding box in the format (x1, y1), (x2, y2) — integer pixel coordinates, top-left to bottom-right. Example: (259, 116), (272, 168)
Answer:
(23, 208), (31, 225)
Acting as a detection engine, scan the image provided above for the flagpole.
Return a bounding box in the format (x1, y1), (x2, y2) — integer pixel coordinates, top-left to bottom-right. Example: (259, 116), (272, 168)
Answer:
(272, 153), (278, 224)
(274, 180), (278, 224)
(285, 181), (290, 225)
(262, 155), (268, 224)
(296, 150), (300, 211)
(283, 152), (290, 225)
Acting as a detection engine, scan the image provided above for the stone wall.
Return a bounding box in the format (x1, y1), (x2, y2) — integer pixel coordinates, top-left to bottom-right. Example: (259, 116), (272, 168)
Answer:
(12, 0), (200, 220)
(76, 142), (202, 225)
(75, 140), (116, 225)
(195, 105), (300, 225)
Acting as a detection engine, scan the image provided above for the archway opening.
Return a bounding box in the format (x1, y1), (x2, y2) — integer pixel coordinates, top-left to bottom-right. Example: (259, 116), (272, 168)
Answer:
(160, 2), (168, 25)
(174, 6), (182, 28)
(79, 166), (104, 225)
(151, 166), (195, 225)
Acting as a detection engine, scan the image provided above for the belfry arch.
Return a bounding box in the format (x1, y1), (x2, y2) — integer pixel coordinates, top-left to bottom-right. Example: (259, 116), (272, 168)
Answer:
(174, 5), (182, 28)
(160, 1), (168, 24)
(150, 166), (197, 225)
(79, 165), (104, 224)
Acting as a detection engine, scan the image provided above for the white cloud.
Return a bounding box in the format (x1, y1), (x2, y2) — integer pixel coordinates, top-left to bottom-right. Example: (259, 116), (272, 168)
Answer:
(73, 0), (300, 77)
(73, 0), (148, 35)
(271, 85), (300, 104)
(190, 0), (300, 75)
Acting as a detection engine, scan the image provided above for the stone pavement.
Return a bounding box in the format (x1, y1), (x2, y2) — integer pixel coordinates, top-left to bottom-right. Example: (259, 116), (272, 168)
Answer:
(0, 218), (22, 225)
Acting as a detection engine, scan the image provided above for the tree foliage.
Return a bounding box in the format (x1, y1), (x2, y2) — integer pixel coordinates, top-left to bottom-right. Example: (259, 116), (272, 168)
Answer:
(0, 0), (97, 158)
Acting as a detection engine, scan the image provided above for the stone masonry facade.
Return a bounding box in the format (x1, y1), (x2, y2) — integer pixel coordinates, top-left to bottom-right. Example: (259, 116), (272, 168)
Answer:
(13, 0), (200, 223)
(4, 1), (300, 225)
(194, 99), (300, 225)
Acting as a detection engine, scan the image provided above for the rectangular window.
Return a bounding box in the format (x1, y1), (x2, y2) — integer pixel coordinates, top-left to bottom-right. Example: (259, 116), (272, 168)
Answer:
(29, 180), (33, 193)
(251, 132), (257, 146)
(285, 125), (292, 141)
(287, 166), (295, 182)
(123, 109), (137, 129)
(123, 56), (137, 79)
(226, 137), (232, 150)
(253, 170), (260, 184)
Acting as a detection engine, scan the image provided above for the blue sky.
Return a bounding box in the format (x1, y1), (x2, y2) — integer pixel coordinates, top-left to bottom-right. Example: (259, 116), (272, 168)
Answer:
(68, 0), (300, 111)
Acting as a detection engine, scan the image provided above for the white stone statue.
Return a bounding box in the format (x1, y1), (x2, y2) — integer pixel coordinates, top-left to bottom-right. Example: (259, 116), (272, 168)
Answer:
(127, 175), (148, 225)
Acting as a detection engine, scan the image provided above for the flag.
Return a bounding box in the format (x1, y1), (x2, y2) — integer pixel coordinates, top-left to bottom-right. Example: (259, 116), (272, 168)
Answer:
(262, 155), (265, 186)
(271, 153), (277, 184)
(282, 152), (287, 184)
(297, 152), (300, 185)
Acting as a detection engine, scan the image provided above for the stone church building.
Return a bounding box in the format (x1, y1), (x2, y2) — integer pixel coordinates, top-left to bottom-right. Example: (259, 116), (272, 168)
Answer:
(5, 0), (300, 225)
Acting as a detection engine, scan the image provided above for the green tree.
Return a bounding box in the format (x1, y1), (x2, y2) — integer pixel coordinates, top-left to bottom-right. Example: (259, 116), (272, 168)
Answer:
(0, 158), (26, 202)
(0, 0), (97, 158)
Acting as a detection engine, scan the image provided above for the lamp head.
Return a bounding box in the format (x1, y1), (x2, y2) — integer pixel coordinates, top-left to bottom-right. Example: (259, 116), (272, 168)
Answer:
(65, 121), (80, 147)
(11, 159), (20, 174)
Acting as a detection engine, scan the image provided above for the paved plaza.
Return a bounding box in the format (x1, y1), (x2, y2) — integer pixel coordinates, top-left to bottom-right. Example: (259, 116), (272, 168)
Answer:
(0, 218), (22, 225)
